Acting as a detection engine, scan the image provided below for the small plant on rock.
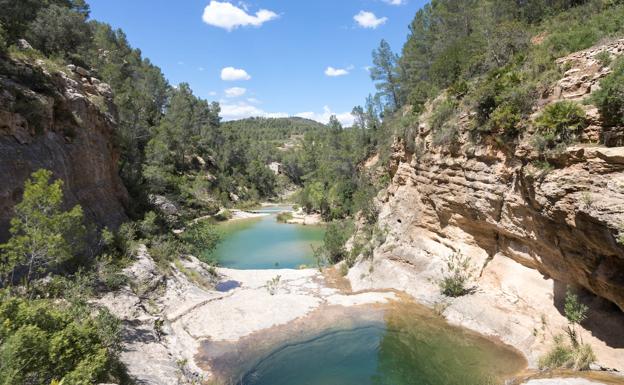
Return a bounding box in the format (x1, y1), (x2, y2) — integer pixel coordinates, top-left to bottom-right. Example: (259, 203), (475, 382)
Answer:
(437, 252), (476, 297)
(595, 50), (612, 67)
(564, 289), (588, 347)
(580, 191), (593, 209)
(539, 287), (595, 371)
(266, 275), (281, 295)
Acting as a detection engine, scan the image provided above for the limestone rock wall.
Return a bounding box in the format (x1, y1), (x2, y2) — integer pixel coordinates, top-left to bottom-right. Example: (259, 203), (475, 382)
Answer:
(0, 56), (128, 241)
(373, 39), (624, 311)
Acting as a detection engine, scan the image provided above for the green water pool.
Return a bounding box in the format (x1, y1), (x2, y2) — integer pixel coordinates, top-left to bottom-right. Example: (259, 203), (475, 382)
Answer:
(237, 304), (525, 385)
(212, 207), (325, 269)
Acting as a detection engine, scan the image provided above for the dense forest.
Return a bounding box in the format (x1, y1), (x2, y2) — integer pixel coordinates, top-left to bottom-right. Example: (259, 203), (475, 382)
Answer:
(1, 0), (624, 383)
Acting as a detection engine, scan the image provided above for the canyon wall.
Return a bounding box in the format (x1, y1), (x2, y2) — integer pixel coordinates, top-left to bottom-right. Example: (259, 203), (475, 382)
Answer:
(0, 54), (128, 241)
(349, 40), (624, 368)
(383, 39), (624, 310)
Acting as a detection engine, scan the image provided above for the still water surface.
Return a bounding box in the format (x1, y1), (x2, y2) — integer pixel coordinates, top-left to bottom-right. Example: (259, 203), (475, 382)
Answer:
(212, 207), (324, 269)
(239, 303), (526, 385)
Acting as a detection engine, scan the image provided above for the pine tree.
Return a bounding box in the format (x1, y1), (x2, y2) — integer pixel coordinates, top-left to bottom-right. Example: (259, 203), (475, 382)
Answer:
(0, 169), (85, 289)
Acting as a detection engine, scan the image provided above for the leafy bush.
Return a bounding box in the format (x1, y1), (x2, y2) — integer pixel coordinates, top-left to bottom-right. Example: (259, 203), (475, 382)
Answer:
(470, 66), (535, 140)
(438, 253), (476, 297)
(139, 211), (161, 237)
(0, 295), (126, 385)
(489, 103), (522, 136)
(539, 335), (595, 371)
(595, 50), (612, 67)
(313, 221), (354, 267)
(592, 57), (624, 127)
(564, 289), (589, 346)
(429, 99), (460, 146)
(539, 288), (595, 371)
(536, 101), (587, 139)
(148, 235), (183, 264)
(179, 220), (221, 261)
(429, 98), (457, 133)
(214, 209), (233, 221)
(0, 169), (85, 290)
(0, 23), (6, 54)
(533, 101), (587, 153)
(276, 211), (293, 223)
(26, 5), (91, 58)
(539, 335), (574, 369)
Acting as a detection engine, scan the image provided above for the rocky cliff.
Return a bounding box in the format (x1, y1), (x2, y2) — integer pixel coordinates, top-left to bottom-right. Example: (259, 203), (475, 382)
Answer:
(349, 39), (624, 369)
(0, 53), (128, 241)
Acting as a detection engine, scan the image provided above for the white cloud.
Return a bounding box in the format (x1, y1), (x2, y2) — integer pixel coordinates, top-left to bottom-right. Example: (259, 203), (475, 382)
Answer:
(383, 0), (406, 5)
(296, 106), (355, 126)
(220, 101), (287, 121)
(225, 87), (247, 98)
(221, 66), (251, 81)
(325, 66), (350, 77)
(202, 1), (278, 31)
(209, 91), (218, 96)
(247, 97), (261, 104)
(198, 67), (205, 71)
(354, 11), (387, 29)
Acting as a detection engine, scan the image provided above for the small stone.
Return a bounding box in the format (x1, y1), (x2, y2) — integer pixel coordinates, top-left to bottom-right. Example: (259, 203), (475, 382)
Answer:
(75, 66), (90, 77)
(67, 64), (76, 72)
(16, 39), (32, 50)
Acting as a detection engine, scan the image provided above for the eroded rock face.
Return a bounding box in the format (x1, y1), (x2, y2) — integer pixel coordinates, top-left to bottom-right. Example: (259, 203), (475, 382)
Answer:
(0, 57), (128, 240)
(373, 40), (624, 312)
(346, 40), (624, 371)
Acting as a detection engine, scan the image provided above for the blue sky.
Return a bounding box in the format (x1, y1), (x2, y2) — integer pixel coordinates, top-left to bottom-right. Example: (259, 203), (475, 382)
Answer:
(88, 0), (426, 124)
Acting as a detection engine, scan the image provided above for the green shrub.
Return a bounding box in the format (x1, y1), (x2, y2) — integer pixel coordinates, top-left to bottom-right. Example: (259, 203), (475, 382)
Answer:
(429, 99), (459, 146)
(540, 288), (595, 371)
(179, 220), (221, 261)
(489, 103), (522, 136)
(139, 211), (161, 237)
(429, 98), (457, 133)
(0, 295), (125, 385)
(438, 253), (475, 297)
(276, 211), (293, 223)
(313, 221), (354, 267)
(214, 209), (233, 221)
(592, 57), (624, 127)
(534, 101), (587, 150)
(539, 335), (595, 371)
(595, 50), (612, 67)
(448, 79), (469, 99)
(564, 289), (589, 346)
(115, 222), (139, 258)
(0, 169), (85, 289)
(539, 335), (574, 369)
(536, 101), (587, 137)
(148, 235), (183, 264)
(0, 23), (6, 54)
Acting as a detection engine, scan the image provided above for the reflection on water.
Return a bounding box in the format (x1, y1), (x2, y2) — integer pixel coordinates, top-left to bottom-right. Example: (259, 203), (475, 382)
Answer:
(212, 208), (324, 269)
(237, 303), (526, 385)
